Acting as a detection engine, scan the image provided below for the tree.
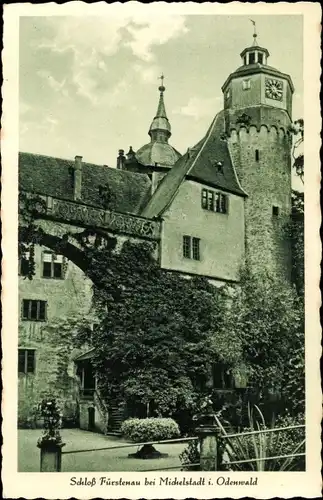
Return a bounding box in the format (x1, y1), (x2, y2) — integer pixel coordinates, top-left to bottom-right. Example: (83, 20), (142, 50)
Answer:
(78, 239), (241, 420)
(218, 268), (304, 417)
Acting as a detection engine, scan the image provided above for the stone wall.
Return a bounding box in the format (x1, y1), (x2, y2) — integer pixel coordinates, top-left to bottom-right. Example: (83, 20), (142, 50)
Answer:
(227, 124), (292, 280)
(18, 239), (93, 427)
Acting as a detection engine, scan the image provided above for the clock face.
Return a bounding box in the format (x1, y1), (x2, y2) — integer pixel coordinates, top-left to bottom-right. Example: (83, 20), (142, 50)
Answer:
(265, 78), (283, 101)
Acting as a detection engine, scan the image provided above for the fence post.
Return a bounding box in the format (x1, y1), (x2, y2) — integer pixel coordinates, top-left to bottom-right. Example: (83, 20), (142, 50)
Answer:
(38, 442), (65, 472)
(196, 425), (221, 471)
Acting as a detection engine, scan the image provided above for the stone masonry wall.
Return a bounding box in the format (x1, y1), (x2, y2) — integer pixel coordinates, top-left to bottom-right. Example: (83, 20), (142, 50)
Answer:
(228, 124), (292, 281)
(18, 229), (94, 427)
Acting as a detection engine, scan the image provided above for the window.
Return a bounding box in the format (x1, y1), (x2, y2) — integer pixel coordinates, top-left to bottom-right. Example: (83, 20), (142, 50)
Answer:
(42, 251), (64, 279)
(272, 206), (280, 216)
(201, 189), (228, 214)
(249, 52), (255, 64)
(22, 300), (47, 321)
(258, 53), (264, 64)
(201, 189), (208, 209)
(243, 55), (247, 65)
(255, 149), (260, 162)
(183, 236), (191, 259)
(18, 349), (35, 374)
(242, 79), (251, 90)
(183, 236), (200, 261)
(192, 238), (200, 261)
(19, 251), (30, 277)
(207, 190), (214, 211)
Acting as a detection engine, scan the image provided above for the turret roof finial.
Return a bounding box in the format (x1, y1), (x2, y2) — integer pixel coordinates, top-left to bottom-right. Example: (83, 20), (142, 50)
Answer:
(158, 73), (165, 93)
(249, 19), (258, 45)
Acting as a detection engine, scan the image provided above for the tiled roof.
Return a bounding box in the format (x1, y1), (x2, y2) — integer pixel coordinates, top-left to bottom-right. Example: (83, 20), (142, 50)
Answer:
(141, 111), (246, 219)
(135, 142), (182, 169)
(19, 152), (152, 215)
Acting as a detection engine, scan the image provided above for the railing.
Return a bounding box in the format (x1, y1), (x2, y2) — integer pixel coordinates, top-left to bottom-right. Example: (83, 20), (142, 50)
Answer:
(38, 423), (305, 473)
(220, 424), (305, 470)
(79, 388), (95, 398)
(39, 436), (198, 472)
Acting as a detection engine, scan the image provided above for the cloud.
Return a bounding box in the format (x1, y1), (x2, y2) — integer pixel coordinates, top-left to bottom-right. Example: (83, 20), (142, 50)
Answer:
(133, 63), (161, 84)
(173, 96), (222, 121)
(125, 16), (188, 61)
(34, 16), (188, 105)
(37, 70), (69, 97)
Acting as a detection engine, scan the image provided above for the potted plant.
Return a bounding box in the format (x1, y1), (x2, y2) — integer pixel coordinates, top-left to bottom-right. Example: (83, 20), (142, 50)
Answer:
(37, 396), (65, 472)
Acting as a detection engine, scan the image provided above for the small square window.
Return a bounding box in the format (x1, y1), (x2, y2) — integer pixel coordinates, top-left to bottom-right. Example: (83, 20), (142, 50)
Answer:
(22, 300), (47, 321)
(242, 79), (251, 90)
(273, 206), (280, 216)
(42, 251), (64, 279)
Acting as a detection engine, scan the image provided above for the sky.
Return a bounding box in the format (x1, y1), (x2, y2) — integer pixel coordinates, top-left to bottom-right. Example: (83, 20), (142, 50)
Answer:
(19, 14), (303, 168)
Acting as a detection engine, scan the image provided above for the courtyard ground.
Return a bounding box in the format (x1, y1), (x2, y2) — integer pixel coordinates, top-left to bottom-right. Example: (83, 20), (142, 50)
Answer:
(18, 429), (187, 472)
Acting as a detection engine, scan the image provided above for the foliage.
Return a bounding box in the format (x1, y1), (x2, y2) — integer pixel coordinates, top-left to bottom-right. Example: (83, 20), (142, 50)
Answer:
(78, 239), (239, 419)
(120, 417), (180, 443)
(37, 396), (63, 447)
(217, 267), (304, 413)
(179, 439), (200, 471)
(18, 399), (39, 429)
(216, 405), (305, 471)
(289, 189), (304, 296)
(289, 118), (304, 183)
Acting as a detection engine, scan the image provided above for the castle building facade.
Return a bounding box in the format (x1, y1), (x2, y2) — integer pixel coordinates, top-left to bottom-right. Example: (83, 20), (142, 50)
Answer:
(18, 36), (294, 431)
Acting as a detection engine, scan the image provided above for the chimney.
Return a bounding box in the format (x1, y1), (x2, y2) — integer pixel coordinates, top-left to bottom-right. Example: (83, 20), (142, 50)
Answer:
(116, 149), (125, 170)
(74, 155), (83, 201)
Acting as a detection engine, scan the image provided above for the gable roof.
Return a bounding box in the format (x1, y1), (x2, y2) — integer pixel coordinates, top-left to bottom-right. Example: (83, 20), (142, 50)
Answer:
(141, 111), (246, 219)
(19, 152), (152, 215)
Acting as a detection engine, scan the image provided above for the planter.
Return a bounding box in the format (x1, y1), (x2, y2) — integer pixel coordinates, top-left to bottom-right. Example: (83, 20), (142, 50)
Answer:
(128, 444), (168, 460)
(38, 441), (65, 472)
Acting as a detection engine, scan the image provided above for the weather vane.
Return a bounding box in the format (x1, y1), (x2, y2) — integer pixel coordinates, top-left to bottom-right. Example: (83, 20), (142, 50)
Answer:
(249, 19), (258, 45)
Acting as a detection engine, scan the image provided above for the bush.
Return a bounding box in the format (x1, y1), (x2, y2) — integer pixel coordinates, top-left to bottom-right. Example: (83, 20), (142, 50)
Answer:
(121, 417), (180, 443)
(179, 439), (200, 470)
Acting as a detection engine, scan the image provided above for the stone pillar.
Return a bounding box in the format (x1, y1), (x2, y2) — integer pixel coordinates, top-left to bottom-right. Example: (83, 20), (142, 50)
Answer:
(196, 426), (221, 471)
(39, 443), (65, 472)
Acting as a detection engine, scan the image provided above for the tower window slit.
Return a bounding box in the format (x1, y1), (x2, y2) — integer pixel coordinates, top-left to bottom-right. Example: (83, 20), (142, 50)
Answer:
(255, 149), (260, 162)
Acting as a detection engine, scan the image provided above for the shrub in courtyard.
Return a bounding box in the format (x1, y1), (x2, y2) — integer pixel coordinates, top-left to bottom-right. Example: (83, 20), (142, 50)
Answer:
(121, 417), (180, 442)
(121, 417), (180, 459)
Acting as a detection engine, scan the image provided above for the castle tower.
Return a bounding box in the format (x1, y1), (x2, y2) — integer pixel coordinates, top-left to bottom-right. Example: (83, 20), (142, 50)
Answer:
(222, 27), (294, 280)
(121, 76), (181, 192)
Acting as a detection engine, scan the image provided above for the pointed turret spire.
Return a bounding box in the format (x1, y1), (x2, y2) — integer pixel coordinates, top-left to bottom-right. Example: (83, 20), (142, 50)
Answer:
(149, 75), (171, 143)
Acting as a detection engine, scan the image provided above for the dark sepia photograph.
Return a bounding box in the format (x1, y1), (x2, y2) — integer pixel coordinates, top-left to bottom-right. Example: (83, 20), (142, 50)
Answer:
(16, 12), (307, 477)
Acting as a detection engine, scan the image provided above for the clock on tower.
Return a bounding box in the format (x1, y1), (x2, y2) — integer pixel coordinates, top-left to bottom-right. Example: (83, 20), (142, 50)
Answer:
(265, 78), (284, 101)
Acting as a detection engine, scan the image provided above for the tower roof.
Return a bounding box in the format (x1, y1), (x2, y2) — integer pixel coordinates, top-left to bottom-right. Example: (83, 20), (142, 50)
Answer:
(135, 76), (181, 169)
(148, 76), (171, 139)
